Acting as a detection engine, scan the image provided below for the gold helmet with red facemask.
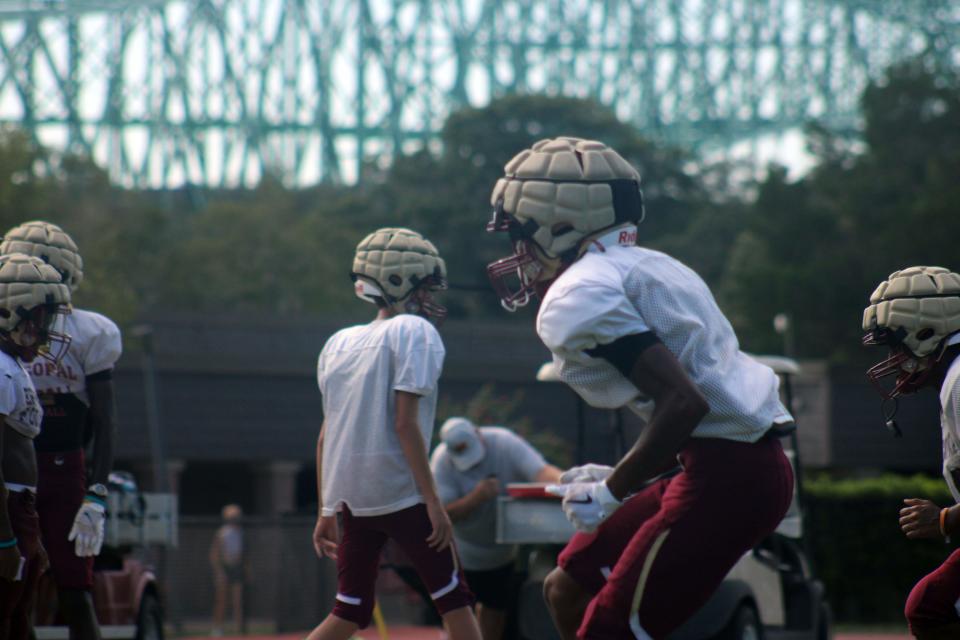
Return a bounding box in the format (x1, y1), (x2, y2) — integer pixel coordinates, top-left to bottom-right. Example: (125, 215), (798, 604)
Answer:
(486, 137), (644, 311)
(351, 228), (448, 324)
(862, 266), (960, 435)
(0, 253), (72, 363)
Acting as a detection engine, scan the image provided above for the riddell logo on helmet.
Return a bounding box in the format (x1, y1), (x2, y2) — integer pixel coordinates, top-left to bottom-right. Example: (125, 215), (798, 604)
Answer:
(618, 229), (637, 245)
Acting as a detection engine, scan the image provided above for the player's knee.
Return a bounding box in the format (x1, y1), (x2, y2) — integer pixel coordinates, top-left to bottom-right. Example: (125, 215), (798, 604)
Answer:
(331, 597), (375, 629)
(543, 567), (578, 613)
(904, 578), (933, 632)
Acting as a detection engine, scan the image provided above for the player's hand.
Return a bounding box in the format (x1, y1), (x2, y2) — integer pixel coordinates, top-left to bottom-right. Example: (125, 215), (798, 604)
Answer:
(425, 498), (454, 552)
(68, 498), (106, 557)
(474, 476), (500, 501)
(547, 481), (622, 533)
(900, 498), (943, 540)
(0, 545), (22, 581)
(313, 516), (339, 560)
(560, 463), (615, 485)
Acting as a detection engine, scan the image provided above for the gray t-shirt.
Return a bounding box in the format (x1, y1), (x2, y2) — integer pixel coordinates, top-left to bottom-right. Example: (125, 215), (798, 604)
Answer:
(430, 427), (547, 570)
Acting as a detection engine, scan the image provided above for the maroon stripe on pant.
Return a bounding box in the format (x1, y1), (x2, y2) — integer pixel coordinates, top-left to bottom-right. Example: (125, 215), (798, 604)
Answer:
(560, 436), (794, 639)
(332, 503), (474, 628)
(0, 489), (43, 640)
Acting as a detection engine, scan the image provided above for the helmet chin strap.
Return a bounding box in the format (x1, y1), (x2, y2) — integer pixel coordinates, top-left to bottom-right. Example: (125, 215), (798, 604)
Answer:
(882, 397), (902, 438)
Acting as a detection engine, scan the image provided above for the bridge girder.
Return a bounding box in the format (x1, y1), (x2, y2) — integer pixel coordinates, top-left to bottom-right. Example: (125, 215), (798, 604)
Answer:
(0, 0), (956, 187)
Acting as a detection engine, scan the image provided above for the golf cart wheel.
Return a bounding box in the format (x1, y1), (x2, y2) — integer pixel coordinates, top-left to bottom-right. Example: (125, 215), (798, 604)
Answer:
(817, 600), (833, 640)
(716, 603), (762, 640)
(136, 593), (165, 640)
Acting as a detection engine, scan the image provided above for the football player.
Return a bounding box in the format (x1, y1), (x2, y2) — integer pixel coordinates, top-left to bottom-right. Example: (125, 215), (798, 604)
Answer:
(0, 222), (121, 640)
(308, 228), (480, 640)
(0, 253), (71, 640)
(862, 266), (960, 640)
(485, 137), (795, 639)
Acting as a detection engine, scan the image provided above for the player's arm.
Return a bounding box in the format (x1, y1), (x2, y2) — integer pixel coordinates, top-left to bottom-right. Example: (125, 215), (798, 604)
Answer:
(86, 373), (116, 486)
(312, 421), (338, 560)
(315, 420), (325, 509)
(0, 420), (13, 540)
(395, 390), (453, 551)
(443, 480), (498, 523)
(591, 334), (709, 500)
(0, 419), (23, 581)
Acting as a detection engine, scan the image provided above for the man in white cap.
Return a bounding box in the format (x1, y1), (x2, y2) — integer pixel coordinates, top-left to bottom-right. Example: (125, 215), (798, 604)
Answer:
(431, 417), (562, 640)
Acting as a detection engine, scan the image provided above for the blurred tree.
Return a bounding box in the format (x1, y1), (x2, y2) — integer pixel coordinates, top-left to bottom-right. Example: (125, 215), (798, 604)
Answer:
(1, 61), (956, 365)
(376, 94), (709, 317)
(717, 59), (960, 360)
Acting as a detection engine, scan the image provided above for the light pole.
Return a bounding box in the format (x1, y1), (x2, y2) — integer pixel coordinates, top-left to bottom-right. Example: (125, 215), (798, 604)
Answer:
(773, 312), (795, 357)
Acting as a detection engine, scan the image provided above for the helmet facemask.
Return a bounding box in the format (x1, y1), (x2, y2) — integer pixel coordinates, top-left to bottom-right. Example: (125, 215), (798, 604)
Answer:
(5, 303), (72, 364)
(404, 275), (448, 325)
(862, 266), (960, 436)
(863, 333), (938, 399)
(352, 272), (448, 325)
(486, 199), (562, 311)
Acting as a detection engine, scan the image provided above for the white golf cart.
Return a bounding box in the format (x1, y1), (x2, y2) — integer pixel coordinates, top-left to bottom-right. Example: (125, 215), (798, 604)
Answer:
(497, 356), (831, 640)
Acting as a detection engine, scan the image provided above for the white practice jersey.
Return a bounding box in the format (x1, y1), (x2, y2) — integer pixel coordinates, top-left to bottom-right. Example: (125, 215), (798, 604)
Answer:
(537, 226), (791, 442)
(0, 350), (42, 439)
(940, 352), (960, 503)
(25, 308), (122, 402)
(317, 314), (445, 517)
(25, 308), (121, 452)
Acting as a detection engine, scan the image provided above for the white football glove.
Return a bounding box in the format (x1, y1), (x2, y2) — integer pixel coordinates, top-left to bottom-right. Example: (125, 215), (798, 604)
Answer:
(546, 480), (622, 533)
(68, 498), (106, 557)
(560, 463), (616, 485)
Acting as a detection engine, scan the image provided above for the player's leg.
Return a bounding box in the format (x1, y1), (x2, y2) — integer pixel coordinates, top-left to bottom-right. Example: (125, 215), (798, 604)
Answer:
(580, 436), (794, 639)
(544, 478), (670, 639)
(57, 590), (101, 640)
(464, 563), (517, 640)
(306, 508), (389, 640)
(475, 602), (505, 640)
(36, 451), (100, 640)
(905, 548), (960, 639)
(388, 504), (479, 640)
(211, 569), (227, 635)
(0, 489), (43, 640)
(230, 581), (244, 634)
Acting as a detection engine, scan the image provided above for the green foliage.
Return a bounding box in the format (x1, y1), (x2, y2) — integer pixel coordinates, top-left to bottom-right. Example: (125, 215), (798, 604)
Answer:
(716, 59), (960, 359)
(437, 383), (573, 469)
(805, 473), (954, 622)
(0, 59), (958, 364)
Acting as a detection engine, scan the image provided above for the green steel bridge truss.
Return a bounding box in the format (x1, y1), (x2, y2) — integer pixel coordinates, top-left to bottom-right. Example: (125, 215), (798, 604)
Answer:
(0, 0), (956, 187)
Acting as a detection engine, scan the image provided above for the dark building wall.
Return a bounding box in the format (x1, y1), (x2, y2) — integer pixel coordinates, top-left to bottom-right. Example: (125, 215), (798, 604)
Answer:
(829, 367), (941, 472)
(109, 313), (947, 511)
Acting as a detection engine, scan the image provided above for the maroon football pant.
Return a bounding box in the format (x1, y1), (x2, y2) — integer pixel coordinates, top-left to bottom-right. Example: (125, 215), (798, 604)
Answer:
(905, 548), (960, 635)
(0, 489), (43, 640)
(36, 449), (93, 590)
(559, 435), (794, 639)
(332, 503), (474, 628)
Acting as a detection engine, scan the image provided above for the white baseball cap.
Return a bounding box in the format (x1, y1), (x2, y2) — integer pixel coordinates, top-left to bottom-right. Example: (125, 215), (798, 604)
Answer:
(440, 417), (485, 471)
